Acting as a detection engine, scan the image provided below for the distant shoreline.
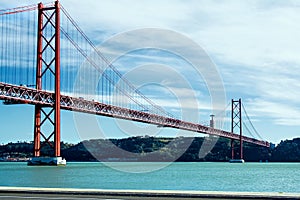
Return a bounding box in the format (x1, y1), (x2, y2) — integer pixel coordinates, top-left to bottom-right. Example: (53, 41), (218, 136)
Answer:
(1, 136), (299, 162)
(1, 159), (299, 163)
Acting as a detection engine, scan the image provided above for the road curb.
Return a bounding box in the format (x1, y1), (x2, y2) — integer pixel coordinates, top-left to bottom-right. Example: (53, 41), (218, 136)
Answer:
(0, 186), (299, 199)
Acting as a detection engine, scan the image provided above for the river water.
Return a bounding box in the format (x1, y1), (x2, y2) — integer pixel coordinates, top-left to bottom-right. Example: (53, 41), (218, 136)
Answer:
(0, 162), (299, 193)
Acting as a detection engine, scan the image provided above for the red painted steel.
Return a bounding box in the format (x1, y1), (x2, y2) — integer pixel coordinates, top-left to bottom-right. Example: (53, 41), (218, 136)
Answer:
(239, 99), (243, 160)
(231, 100), (234, 159)
(33, 2), (44, 157)
(0, 82), (270, 148)
(35, 3), (43, 91)
(54, 0), (61, 157)
(0, 6), (37, 16)
(231, 139), (234, 159)
(0, 2), (270, 160)
(231, 99), (244, 159)
(33, 1), (61, 157)
(34, 106), (41, 157)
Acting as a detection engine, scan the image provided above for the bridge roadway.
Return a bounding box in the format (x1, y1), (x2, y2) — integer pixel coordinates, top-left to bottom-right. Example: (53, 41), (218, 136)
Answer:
(0, 187), (299, 199)
(0, 82), (269, 147)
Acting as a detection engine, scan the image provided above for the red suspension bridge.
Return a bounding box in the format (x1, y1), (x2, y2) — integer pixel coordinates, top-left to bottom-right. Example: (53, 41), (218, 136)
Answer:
(0, 1), (269, 164)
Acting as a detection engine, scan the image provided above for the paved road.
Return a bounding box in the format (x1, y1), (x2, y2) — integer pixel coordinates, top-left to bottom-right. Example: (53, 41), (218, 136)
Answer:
(0, 187), (299, 200)
(0, 193), (228, 200)
(0, 193), (122, 200)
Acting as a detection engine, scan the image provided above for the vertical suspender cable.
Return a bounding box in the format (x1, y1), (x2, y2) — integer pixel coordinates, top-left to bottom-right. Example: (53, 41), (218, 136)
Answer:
(13, 12), (16, 84)
(26, 11), (29, 85)
(32, 9), (36, 86)
(19, 12), (23, 85)
(5, 14), (8, 83)
(0, 14), (3, 81)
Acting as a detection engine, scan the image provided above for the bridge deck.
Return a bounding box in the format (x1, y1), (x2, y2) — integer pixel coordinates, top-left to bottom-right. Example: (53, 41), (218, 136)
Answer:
(0, 82), (269, 147)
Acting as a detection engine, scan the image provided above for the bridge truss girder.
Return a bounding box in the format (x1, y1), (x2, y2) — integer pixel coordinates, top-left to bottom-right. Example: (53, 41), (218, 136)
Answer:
(0, 82), (270, 148)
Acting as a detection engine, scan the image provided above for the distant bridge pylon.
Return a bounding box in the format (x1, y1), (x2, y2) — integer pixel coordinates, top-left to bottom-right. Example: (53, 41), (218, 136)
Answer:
(0, 1), (269, 164)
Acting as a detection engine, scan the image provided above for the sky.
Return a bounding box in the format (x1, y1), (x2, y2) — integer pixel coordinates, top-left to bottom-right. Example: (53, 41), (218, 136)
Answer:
(1, 0), (300, 144)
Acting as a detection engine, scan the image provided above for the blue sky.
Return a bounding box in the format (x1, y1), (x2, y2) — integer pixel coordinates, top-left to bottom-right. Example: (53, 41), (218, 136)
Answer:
(1, 0), (300, 144)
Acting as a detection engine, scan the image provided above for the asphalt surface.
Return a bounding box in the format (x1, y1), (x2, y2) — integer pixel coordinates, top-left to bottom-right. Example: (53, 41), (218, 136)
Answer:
(0, 193), (122, 200)
(0, 193), (230, 200)
(0, 187), (299, 200)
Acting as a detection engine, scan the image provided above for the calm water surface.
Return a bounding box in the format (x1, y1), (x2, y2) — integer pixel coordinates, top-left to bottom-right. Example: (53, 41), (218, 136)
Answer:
(0, 162), (299, 193)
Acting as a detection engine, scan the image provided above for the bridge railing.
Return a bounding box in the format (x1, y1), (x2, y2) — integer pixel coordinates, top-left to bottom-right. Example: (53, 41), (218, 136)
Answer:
(0, 82), (269, 147)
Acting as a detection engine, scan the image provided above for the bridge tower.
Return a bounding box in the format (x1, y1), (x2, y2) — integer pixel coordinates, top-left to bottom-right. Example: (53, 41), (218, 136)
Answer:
(230, 98), (244, 163)
(30, 1), (65, 165)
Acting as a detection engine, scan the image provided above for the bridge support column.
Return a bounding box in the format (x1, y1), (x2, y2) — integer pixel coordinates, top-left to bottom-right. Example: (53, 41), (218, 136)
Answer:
(54, 0), (61, 158)
(31, 1), (65, 166)
(230, 99), (244, 163)
(231, 139), (234, 160)
(33, 2), (43, 158)
(34, 106), (41, 157)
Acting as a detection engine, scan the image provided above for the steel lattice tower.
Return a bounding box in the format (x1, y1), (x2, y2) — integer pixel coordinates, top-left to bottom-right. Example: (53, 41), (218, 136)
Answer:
(231, 99), (243, 160)
(34, 1), (61, 157)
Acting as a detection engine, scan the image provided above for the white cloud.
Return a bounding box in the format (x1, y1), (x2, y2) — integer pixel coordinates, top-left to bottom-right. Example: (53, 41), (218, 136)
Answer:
(196, 3), (300, 67)
(62, 0), (300, 129)
(247, 98), (300, 126)
(60, 0), (192, 31)
(2, 0), (300, 142)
